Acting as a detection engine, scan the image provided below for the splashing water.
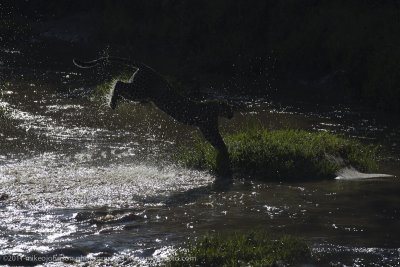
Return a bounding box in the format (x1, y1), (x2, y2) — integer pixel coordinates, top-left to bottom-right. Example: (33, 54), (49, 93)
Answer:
(335, 166), (394, 180)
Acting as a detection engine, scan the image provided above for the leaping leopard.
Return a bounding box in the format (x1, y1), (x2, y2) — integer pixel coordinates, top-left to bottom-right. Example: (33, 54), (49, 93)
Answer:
(73, 57), (233, 181)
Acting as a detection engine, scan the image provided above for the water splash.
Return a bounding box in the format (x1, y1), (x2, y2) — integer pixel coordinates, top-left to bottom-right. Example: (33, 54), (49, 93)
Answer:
(335, 167), (395, 180)
(0, 153), (213, 210)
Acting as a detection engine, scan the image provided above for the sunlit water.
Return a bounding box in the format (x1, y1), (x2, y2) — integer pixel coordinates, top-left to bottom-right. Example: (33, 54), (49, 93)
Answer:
(1, 47), (400, 266)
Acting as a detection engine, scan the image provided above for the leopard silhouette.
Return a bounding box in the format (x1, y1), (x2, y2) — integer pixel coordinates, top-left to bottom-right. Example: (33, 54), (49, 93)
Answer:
(74, 57), (233, 180)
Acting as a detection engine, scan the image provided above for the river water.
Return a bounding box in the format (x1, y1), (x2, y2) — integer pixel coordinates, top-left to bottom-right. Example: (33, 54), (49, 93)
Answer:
(1, 46), (400, 266)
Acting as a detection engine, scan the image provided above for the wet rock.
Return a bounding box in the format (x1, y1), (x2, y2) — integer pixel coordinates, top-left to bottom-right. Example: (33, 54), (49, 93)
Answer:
(90, 251), (113, 258)
(74, 209), (144, 226)
(91, 213), (142, 225)
(97, 227), (114, 234)
(0, 193), (9, 201)
(114, 213), (142, 223)
(74, 211), (97, 222)
(123, 224), (140, 231)
(91, 214), (116, 224)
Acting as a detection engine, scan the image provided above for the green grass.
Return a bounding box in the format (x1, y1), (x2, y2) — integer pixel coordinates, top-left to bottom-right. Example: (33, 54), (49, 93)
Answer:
(164, 232), (312, 267)
(178, 128), (378, 181)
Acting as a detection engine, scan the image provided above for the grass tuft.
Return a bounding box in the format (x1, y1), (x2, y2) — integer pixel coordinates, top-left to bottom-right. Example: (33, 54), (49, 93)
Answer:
(178, 128), (378, 181)
(165, 232), (312, 267)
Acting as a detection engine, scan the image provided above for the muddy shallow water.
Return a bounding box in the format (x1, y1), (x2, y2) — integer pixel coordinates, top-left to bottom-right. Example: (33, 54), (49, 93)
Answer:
(1, 47), (400, 266)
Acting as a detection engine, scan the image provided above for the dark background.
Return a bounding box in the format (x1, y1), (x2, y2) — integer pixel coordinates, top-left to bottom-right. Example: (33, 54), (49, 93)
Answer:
(1, 0), (400, 114)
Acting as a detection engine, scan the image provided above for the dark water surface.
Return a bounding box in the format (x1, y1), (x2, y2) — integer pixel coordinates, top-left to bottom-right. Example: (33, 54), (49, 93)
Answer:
(1, 46), (399, 266)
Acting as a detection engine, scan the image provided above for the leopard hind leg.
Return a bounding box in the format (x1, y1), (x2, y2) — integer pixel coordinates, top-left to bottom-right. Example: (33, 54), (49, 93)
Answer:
(199, 124), (232, 181)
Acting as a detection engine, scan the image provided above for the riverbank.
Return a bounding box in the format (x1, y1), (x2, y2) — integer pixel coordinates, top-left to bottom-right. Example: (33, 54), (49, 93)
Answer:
(179, 129), (379, 181)
(165, 232), (312, 266)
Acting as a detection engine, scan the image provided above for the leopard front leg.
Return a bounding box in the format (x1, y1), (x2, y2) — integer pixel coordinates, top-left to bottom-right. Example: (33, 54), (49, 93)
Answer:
(109, 79), (150, 109)
(109, 80), (126, 109)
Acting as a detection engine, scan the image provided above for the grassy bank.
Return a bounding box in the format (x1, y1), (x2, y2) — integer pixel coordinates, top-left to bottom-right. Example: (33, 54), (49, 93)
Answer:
(165, 232), (312, 267)
(179, 129), (378, 181)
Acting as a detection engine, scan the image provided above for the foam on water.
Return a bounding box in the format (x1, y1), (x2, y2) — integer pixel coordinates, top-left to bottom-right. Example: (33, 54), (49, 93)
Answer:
(335, 166), (395, 180)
